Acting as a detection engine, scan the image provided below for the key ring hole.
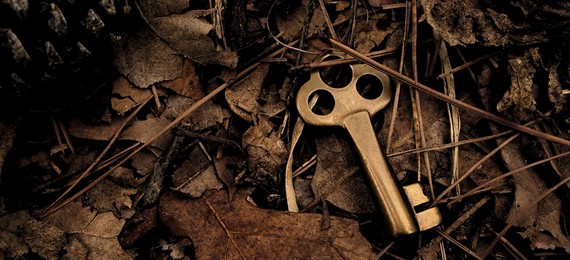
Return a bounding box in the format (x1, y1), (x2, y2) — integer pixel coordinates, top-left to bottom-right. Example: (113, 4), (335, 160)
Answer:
(318, 56), (353, 88)
(356, 74), (384, 100)
(309, 90), (335, 115)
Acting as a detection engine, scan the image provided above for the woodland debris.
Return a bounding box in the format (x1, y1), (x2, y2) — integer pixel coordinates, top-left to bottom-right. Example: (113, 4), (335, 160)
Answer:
(159, 188), (377, 259)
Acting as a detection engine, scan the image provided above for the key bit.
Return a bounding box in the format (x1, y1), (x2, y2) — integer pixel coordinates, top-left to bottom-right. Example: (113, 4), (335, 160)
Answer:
(403, 183), (442, 232)
(296, 53), (441, 236)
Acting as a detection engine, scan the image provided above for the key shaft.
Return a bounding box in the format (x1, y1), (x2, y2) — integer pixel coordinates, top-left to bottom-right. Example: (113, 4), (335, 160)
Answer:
(344, 111), (419, 236)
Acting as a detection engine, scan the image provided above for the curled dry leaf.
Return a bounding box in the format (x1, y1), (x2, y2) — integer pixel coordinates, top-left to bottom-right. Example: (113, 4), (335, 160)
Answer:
(496, 51), (538, 122)
(242, 117), (288, 188)
(159, 188), (377, 259)
(420, 0), (564, 46)
(548, 65), (567, 113)
(312, 132), (375, 214)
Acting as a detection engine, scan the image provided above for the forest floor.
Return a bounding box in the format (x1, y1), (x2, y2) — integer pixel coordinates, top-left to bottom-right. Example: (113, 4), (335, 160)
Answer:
(1, 0), (570, 259)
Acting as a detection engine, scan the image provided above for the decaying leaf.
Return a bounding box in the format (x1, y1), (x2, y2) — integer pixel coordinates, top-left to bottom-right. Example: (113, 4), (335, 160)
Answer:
(114, 27), (183, 88)
(159, 188), (377, 259)
(548, 65), (567, 113)
(498, 140), (570, 252)
(497, 51), (538, 121)
(68, 118), (126, 141)
(84, 179), (137, 219)
(137, 0), (238, 67)
(172, 145), (223, 198)
(0, 211), (66, 259)
(45, 200), (132, 259)
(111, 76), (154, 115)
(225, 64), (287, 122)
(420, 0), (567, 46)
(120, 117), (173, 150)
(312, 132), (375, 214)
(161, 59), (204, 100)
(353, 17), (399, 54)
(160, 95), (228, 131)
(242, 117), (288, 188)
(275, 0), (327, 41)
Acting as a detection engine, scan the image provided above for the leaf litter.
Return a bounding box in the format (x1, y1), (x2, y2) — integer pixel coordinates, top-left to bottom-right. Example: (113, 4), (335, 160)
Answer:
(1, 0), (570, 259)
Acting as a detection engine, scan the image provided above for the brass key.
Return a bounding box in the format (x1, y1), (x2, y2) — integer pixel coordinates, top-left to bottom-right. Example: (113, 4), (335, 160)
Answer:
(296, 54), (441, 236)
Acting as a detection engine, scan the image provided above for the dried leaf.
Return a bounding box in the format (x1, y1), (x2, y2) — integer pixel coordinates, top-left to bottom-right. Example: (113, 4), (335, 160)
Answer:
(111, 76), (153, 115)
(275, 0), (327, 41)
(149, 9), (238, 67)
(45, 201), (132, 259)
(213, 156), (237, 201)
(114, 27), (183, 88)
(84, 179), (137, 219)
(225, 63), (270, 122)
(242, 117), (288, 188)
(354, 20), (399, 54)
(130, 151), (156, 176)
(0, 211), (66, 259)
(172, 146), (223, 198)
(68, 118), (126, 141)
(159, 188), (376, 259)
(499, 141), (570, 253)
(312, 132), (375, 214)
(225, 64), (288, 122)
(548, 65), (567, 113)
(160, 95), (228, 131)
(420, 0), (559, 46)
(120, 117), (173, 150)
(161, 60), (204, 99)
(497, 51), (537, 121)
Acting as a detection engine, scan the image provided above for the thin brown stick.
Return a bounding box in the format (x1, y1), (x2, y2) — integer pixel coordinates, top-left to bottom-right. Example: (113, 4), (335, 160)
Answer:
(45, 98), (150, 211)
(38, 43), (295, 217)
(52, 119), (65, 155)
(432, 133), (519, 205)
(490, 229), (529, 260)
(291, 48), (397, 70)
(318, 0), (338, 40)
(483, 174), (570, 257)
(151, 84), (161, 109)
(388, 126), (513, 158)
(330, 39), (570, 147)
(435, 229), (483, 260)
(437, 51), (499, 79)
(59, 121), (75, 154)
(373, 241), (395, 260)
(449, 149), (570, 205)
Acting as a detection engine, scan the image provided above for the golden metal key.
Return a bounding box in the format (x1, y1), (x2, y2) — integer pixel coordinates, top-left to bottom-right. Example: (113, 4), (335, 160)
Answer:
(296, 54), (441, 237)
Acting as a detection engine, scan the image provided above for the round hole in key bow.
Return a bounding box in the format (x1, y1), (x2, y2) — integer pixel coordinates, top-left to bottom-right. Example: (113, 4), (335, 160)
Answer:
(309, 89), (335, 115)
(318, 56), (352, 88)
(356, 74), (383, 100)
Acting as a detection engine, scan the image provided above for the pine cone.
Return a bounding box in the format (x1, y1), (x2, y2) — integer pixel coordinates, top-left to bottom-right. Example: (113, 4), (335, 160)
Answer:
(0, 0), (131, 112)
